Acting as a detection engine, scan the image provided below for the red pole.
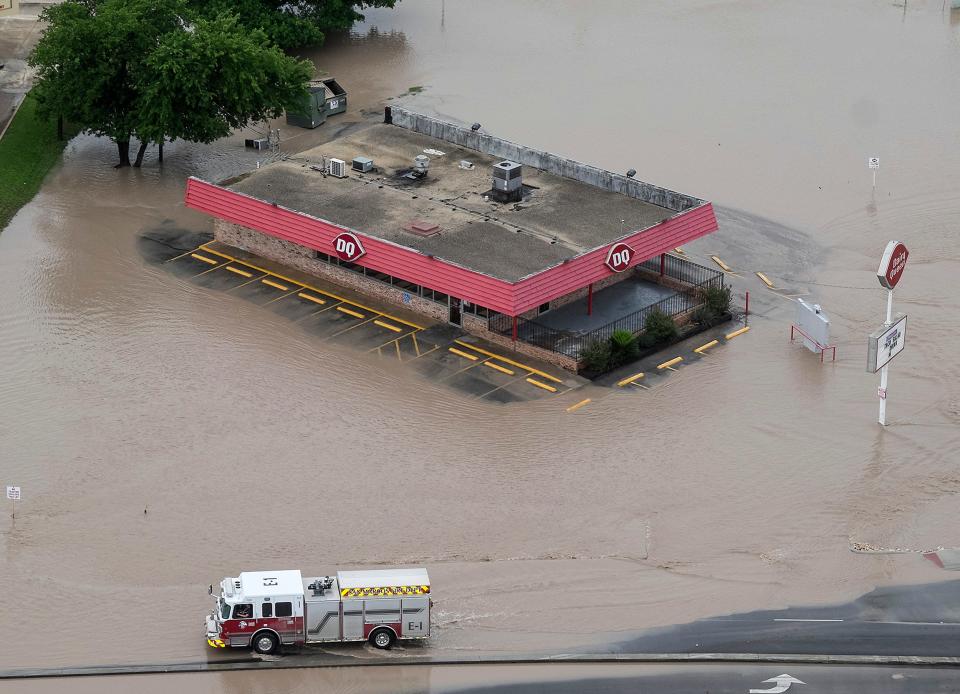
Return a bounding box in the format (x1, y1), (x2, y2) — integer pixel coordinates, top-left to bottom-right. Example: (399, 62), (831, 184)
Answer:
(659, 253), (665, 277)
(745, 290), (749, 316)
(587, 283), (593, 316)
(512, 315), (518, 342)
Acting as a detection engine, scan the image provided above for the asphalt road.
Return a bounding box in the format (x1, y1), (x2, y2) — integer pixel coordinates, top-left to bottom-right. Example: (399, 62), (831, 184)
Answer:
(442, 663), (960, 694)
(609, 579), (960, 657)
(4, 662), (957, 694)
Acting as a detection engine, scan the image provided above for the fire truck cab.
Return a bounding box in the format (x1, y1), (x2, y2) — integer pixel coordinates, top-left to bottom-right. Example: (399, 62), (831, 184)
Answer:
(206, 568), (430, 654)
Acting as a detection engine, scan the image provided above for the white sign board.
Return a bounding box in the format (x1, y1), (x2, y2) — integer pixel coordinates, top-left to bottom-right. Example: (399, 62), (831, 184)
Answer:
(6, 486), (20, 501)
(868, 157), (880, 169)
(867, 313), (907, 373)
(795, 299), (830, 353)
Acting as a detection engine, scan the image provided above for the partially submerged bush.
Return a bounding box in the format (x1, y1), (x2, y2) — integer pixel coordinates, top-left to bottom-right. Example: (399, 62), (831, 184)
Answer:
(580, 339), (612, 373)
(702, 285), (731, 316)
(639, 309), (678, 348)
(610, 329), (639, 365)
(692, 305), (720, 327)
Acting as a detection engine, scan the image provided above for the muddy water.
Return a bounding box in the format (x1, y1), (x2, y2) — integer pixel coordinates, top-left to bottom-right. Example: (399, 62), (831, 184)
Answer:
(2, 0), (959, 680)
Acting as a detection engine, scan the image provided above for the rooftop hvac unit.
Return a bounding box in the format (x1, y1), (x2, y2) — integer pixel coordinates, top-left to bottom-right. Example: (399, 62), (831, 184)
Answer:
(352, 156), (373, 173)
(329, 158), (347, 178)
(491, 160), (522, 202)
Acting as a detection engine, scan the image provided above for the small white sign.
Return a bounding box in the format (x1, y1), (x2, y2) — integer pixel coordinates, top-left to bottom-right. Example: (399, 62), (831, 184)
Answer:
(878, 387), (887, 400)
(328, 99), (339, 109)
(868, 157), (880, 169)
(6, 486), (20, 501)
(867, 314), (907, 373)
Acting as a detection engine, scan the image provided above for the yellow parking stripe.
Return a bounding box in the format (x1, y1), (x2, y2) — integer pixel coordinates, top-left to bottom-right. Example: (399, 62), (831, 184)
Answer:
(694, 339), (719, 354)
(616, 372), (645, 387)
(262, 278), (290, 291)
(710, 255), (732, 272)
(225, 266), (253, 278)
(452, 340), (562, 383)
(756, 271), (775, 288)
(726, 326), (750, 340)
(566, 398), (591, 413)
(525, 377), (557, 392)
(449, 347), (479, 361)
(191, 253), (218, 265)
(298, 292), (326, 305)
(198, 245), (423, 330)
(657, 356), (683, 370)
(337, 306), (365, 319)
(374, 319), (402, 333)
(483, 361), (514, 376)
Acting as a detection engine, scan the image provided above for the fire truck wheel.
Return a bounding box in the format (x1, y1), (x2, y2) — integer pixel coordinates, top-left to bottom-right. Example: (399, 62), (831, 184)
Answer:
(252, 631), (279, 655)
(369, 628), (395, 650)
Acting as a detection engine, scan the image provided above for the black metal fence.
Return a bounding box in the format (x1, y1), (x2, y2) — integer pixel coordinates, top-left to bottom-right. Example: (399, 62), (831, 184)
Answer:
(489, 256), (724, 361)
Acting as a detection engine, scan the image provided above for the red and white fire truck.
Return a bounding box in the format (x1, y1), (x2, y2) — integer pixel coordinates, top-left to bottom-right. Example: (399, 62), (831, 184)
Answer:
(205, 568), (431, 654)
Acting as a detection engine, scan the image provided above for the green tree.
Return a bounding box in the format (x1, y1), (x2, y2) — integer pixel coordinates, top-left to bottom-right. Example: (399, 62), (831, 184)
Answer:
(29, 0), (312, 167)
(193, 0), (399, 50)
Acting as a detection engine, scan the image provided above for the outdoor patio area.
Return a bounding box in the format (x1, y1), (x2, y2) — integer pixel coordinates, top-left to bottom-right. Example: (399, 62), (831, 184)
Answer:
(488, 256), (725, 365)
(537, 277), (675, 334)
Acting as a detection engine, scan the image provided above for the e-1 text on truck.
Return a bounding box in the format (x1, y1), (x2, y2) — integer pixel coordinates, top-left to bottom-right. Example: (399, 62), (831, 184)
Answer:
(205, 568), (431, 654)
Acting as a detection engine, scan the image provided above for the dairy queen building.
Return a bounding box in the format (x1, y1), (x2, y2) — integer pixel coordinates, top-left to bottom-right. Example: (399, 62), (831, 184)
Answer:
(184, 108), (722, 371)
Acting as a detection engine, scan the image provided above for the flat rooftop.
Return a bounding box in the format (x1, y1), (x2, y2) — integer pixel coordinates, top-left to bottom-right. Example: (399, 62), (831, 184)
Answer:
(228, 122), (677, 282)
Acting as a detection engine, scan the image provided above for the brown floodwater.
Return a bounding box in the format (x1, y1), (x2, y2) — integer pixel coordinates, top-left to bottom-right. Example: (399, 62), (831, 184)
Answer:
(2, 0), (959, 685)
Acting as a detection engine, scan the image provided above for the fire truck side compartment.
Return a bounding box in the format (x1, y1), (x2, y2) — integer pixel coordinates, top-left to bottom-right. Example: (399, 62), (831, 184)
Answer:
(304, 575), (342, 642)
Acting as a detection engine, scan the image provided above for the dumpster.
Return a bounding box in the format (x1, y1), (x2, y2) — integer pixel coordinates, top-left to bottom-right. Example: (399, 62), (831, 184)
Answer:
(286, 78), (348, 129)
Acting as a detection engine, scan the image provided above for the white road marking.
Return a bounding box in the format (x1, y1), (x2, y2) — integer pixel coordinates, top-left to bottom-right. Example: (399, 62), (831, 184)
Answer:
(773, 618), (843, 622)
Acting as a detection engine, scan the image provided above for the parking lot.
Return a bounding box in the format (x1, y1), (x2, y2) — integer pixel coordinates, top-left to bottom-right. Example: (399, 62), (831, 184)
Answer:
(162, 242), (580, 404)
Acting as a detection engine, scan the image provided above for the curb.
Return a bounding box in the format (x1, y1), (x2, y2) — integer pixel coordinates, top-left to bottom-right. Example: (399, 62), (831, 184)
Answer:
(0, 92), (26, 142)
(3, 652), (960, 679)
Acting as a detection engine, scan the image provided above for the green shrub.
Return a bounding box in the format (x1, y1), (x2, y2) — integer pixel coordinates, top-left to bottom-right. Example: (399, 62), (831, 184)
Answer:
(580, 339), (612, 373)
(702, 285), (731, 316)
(609, 329), (639, 365)
(639, 309), (678, 348)
(692, 305), (720, 327)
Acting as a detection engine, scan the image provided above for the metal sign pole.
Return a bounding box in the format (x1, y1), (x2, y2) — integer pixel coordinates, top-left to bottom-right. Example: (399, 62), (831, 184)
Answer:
(878, 288), (893, 426)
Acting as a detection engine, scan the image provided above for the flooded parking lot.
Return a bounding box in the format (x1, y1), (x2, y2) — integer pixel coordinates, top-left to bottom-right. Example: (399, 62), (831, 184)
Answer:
(1, 0), (959, 678)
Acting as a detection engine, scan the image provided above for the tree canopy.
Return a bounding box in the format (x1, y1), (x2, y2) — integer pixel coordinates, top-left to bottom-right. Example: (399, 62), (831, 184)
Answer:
(191, 0), (399, 50)
(29, 0), (314, 167)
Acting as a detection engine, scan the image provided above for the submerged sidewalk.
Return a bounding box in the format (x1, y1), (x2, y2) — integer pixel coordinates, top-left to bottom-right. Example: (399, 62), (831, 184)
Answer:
(0, 13), (42, 139)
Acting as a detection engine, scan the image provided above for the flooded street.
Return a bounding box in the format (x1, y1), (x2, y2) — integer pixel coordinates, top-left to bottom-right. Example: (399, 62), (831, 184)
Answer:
(2, 0), (960, 681)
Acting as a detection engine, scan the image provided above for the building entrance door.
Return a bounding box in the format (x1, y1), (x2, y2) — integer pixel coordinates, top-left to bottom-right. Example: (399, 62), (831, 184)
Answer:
(449, 298), (462, 326)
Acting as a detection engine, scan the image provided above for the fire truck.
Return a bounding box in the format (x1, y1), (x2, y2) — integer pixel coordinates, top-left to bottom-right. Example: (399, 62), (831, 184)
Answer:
(205, 568), (430, 654)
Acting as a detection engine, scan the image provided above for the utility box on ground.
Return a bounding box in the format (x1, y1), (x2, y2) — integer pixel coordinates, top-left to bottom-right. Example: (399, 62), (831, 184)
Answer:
(286, 78), (348, 129)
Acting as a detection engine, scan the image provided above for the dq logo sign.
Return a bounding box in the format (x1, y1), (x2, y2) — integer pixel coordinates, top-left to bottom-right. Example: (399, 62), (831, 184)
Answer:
(605, 242), (634, 272)
(333, 232), (365, 262)
(877, 240), (908, 290)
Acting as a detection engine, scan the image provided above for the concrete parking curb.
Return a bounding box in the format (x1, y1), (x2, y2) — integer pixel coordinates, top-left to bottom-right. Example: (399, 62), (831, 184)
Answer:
(3, 652), (960, 679)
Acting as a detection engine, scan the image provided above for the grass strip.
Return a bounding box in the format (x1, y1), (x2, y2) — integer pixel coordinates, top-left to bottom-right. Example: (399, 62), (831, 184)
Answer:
(0, 93), (79, 230)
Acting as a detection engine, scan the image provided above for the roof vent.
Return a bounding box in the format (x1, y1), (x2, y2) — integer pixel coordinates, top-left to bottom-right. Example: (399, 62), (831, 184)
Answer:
(403, 154), (430, 181)
(404, 220), (441, 237)
(491, 160), (522, 203)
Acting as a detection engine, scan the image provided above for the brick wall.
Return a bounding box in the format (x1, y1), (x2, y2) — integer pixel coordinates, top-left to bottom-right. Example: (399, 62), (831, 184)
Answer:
(215, 220), (449, 322)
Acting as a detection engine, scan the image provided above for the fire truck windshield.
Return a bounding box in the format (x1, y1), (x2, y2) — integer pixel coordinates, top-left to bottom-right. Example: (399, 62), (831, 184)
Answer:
(219, 599), (230, 620)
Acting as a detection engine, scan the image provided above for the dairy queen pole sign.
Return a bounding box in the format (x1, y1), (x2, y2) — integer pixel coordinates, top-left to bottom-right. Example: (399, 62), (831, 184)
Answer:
(868, 241), (909, 426)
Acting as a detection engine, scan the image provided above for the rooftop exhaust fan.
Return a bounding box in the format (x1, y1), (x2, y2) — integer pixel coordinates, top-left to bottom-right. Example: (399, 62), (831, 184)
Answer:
(404, 154), (430, 180)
